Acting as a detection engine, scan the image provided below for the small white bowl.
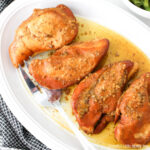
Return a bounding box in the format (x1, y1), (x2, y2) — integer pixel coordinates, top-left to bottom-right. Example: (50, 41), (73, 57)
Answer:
(122, 0), (150, 18)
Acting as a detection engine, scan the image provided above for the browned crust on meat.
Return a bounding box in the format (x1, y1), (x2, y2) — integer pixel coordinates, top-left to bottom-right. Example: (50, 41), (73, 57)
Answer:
(9, 4), (78, 67)
(115, 72), (150, 146)
(29, 39), (109, 89)
(72, 61), (138, 134)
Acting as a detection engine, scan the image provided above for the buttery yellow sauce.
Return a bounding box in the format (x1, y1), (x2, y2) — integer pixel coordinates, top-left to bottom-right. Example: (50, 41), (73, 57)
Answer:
(37, 17), (150, 149)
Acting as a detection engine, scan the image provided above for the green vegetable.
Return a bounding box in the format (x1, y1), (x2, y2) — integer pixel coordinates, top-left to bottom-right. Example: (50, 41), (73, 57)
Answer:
(145, 7), (150, 10)
(130, 0), (143, 7)
(129, 0), (150, 11)
(143, 0), (150, 8)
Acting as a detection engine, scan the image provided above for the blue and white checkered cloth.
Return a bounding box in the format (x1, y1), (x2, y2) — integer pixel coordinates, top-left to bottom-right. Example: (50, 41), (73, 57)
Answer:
(0, 95), (50, 150)
(0, 0), (13, 13)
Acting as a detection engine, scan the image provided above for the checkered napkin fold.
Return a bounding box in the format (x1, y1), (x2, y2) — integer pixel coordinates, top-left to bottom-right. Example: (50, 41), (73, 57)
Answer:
(0, 95), (50, 150)
(0, 0), (50, 150)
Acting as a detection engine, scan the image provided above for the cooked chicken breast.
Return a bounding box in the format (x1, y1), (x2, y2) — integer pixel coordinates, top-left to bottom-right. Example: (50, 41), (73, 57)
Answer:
(72, 61), (138, 134)
(29, 39), (109, 89)
(115, 72), (150, 146)
(9, 4), (78, 67)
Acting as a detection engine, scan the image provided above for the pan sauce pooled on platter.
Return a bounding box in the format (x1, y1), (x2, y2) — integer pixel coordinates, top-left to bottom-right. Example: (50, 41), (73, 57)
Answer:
(23, 16), (150, 149)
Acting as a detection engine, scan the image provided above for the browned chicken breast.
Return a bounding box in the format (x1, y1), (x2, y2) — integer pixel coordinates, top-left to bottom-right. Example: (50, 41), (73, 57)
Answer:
(72, 61), (138, 134)
(29, 39), (109, 89)
(9, 4), (78, 67)
(115, 72), (150, 146)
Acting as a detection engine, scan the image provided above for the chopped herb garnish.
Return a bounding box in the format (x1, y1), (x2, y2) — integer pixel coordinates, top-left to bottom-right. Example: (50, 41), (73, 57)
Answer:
(130, 0), (150, 11)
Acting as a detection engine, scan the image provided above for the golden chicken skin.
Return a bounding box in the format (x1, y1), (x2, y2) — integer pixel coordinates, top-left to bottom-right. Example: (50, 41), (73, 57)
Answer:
(72, 61), (138, 134)
(9, 4), (78, 68)
(29, 39), (109, 89)
(115, 72), (150, 146)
